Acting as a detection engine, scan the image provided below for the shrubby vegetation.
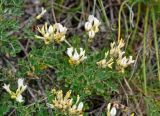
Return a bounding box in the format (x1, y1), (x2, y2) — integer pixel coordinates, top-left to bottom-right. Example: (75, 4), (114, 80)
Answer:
(0, 0), (160, 115)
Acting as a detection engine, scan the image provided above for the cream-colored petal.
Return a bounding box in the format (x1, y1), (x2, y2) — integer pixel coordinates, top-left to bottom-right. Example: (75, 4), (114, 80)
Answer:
(17, 78), (24, 88)
(85, 22), (92, 31)
(110, 107), (117, 116)
(93, 18), (101, 27)
(79, 56), (87, 62)
(118, 39), (125, 48)
(16, 94), (24, 103)
(118, 51), (125, 58)
(60, 26), (67, 33)
(48, 25), (54, 33)
(97, 59), (107, 68)
(67, 47), (74, 58)
(107, 103), (111, 111)
(69, 98), (73, 106)
(71, 104), (77, 110)
(105, 51), (109, 58)
(79, 48), (85, 57)
(36, 7), (47, 19)
(3, 84), (12, 95)
(64, 90), (71, 101)
(77, 102), (83, 111)
(73, 49), (79, 61)
(17, 79), (27, 91)
(88, 30), (95, 38)
(59, 35), (65, 42)
(47, 103), (55, 109)
(44, 22), (48, 32)
(128, 56), (135, 64)
(57, 90), (63, 101)
(79, 48), (87, 62)
(88, 15), (94, 23)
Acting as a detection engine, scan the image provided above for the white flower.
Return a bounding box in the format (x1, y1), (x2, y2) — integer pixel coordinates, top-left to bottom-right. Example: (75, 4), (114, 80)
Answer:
(88, 15), (101, 31)
(49, 90), (73, 110)
(16, 78), (27, 94)
(67, 47), (74, 58)
(16, 94), (24, 103)
(97, 58), (114, 69)
(35, 23), (67, 44)
(117, 56), (135, 68)
(36, 7), (47, 20)
(117, 39), (125, 49)
(107, 103), (111, 110)
(3, 78), (27, 103)
(116, 55), (135, 73)
(88, 30), (95, 39)
(84, 22), (92, 31)
(110, 39), (125, 58)
(85, 15), (101, 39)
(48, 89), (84, 115)
(97, 59), (107, 68)
(35, 22), (54, 44)
(110, 107), (117, 116)
(3, 84), (12, 94)
(53, 23), (67, 43)
(128, 56), (135, 64)
(69, 95), (83, 115)
(97, 51), (114, 69)
(107, 39), (135, 73)
(107, 103), (117, 116)
(54, 23), (67, 33)
(77, 102), (83, 111)
(67, 47), (87, 65)
(47, 103), (55, 109)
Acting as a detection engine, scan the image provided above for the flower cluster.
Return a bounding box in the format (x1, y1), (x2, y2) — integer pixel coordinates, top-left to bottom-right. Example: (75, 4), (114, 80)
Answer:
(52, 23), (67, 43)
(85, 15), (101, 40)
(3, 78), (27, 103)
(107, 102), (133, 116)
(35, 23), (67, 44)
(35, 15), (102, 66)
(96, 52), (114, 69)
(110, 39), (125, 58)
(116, 51), (135, 73)
(48, 89), (83, 116)
(67, 47), (87, 65)
(97, 39), (135, 73)
(35, 23), (53, 44)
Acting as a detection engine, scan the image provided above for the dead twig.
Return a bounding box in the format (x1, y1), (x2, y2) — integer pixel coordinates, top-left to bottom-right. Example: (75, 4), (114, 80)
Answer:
(27, 87), (37, 102)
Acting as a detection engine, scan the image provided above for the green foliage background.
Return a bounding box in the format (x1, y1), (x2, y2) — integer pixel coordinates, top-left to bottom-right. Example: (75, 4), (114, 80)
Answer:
(0, 0), (160, 115)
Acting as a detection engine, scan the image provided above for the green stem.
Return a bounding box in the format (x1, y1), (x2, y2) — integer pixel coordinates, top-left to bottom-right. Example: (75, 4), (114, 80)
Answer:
(143, 5), (149, 96)
(117, 0), (129, 42)
(143, 6), (150, 115)
(93, 0), (96, 15)
(98, 0), (110, 28)
(64, 39), (72, 47)
(122, 9), (129, 39)
(151, 7), (160, 82)
(130, 3), (141, 45)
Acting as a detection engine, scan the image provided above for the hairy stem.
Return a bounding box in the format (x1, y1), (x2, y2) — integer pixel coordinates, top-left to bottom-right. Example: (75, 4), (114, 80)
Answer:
(130, 3), (141, 45)
(143, 6), (150, 115)
(98, 0), (110, 27)
(143, 5), (149, 96)
(151, 7), (160, 82)
(118, 0), (128, 42)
